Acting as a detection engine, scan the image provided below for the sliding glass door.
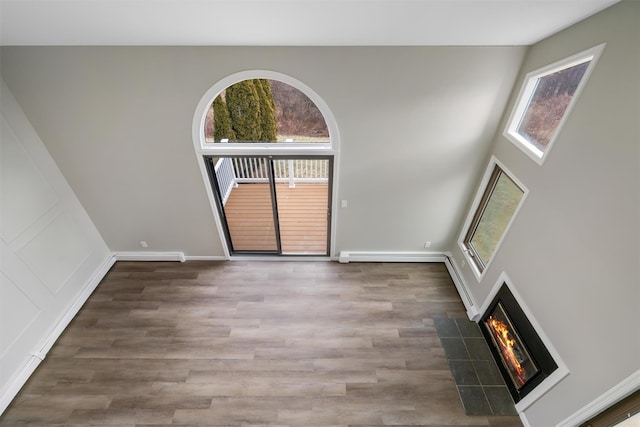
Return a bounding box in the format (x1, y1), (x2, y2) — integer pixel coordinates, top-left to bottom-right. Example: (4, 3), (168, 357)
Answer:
(205, 156), (331, 255)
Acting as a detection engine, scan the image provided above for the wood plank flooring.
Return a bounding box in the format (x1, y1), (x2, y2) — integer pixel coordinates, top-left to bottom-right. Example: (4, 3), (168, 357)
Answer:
(0, 261), (523, 426)
(224, 183), (328, 254)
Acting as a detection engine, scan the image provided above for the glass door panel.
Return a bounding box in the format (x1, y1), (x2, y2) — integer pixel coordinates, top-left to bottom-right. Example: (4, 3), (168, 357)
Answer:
(206, 156), (331, 255)
(208, 156), (279, 253)
(273, 159), (330, 255)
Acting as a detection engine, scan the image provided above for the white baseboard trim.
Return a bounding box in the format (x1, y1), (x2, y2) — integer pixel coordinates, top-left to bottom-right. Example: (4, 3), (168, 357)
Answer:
(0, 253), (116, 415)
(0, 355), (41, 416)
(557, 369), (640, 427)
(38, 254), (116, 356)
(337, 251), (446, 263)
(114, 251), (186, 262)
(443, 253), (480, 320)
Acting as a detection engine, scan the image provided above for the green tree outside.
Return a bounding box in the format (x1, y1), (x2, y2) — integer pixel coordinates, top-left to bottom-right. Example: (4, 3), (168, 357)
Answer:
(254, 79), (278, 141)
(212, 95), (236, 141)
(225, 80), (262, 141)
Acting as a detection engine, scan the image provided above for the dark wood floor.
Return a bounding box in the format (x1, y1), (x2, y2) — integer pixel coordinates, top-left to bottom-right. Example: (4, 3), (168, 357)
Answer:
(0, 261), (523, 426)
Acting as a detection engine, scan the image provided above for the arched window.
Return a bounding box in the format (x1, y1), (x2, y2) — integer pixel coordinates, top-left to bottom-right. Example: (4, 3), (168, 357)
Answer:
(204, 79), (329, 144)
(192, 71), (339, 258)
(193, 70), (338, 152)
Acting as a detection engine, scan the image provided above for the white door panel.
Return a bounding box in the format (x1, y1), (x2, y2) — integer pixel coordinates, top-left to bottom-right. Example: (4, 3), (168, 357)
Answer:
(0, 79), (111, 414)
(0, 117), (58, 244)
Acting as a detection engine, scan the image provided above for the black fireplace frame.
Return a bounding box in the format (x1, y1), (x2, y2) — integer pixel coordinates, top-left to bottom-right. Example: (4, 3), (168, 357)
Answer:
(480, 282), (558, 403)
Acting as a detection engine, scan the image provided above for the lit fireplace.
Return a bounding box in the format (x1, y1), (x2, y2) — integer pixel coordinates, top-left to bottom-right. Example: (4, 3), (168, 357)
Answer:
(485, 302), (540, 389)
(480, 283), (558, 403)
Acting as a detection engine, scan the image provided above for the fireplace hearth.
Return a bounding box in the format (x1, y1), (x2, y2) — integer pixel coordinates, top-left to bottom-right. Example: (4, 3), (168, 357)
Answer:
(480, 282), (558, 403)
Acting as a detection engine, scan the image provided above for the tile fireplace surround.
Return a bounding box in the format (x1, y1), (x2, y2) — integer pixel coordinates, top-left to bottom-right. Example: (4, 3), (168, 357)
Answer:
(435, 317), (517, 416)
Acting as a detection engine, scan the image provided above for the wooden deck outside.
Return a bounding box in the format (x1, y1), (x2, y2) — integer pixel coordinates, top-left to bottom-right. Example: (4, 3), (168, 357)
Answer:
(223, 182), (328, 254)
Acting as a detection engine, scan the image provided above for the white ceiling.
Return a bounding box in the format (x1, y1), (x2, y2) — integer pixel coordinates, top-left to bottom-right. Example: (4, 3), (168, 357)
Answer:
(0, 0), (620, 46)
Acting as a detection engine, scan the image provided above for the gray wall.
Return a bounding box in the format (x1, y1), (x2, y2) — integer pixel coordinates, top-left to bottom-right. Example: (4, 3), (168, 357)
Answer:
(3, 2), (637, 422)
(450, 1), (640, 425)
(0, 46), (524, 257)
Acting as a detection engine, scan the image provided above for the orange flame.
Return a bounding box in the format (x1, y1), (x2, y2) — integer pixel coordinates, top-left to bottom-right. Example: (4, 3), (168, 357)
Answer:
(487, 316), (527, 385)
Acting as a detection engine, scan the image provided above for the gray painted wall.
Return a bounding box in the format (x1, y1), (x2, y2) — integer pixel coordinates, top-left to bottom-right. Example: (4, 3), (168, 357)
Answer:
(0, 46), (524, 257)
(450, 1), (640, 425)
(2, 1), (637, 422)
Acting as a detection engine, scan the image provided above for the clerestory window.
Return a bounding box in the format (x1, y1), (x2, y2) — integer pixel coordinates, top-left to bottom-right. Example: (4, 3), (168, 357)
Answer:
(504, 43), (605, 164)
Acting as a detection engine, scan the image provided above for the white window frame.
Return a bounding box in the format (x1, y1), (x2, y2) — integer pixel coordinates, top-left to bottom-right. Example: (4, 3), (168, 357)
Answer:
(191, 70), (340, 259)
(503, 43), (605, 165)
(192, 70), (337, 158)
(458, 157), (528, 282)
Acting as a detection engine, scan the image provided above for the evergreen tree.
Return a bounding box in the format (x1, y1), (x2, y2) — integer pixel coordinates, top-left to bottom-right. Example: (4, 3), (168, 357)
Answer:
(212, 94), (235, 141)
(225, 80), (261, 141)
(254, 79), (278, 141)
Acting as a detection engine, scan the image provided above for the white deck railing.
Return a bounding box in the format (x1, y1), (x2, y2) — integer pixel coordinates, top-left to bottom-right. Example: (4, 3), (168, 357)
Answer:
(214, 156), (329, 205)
(214, 156), (238, 206)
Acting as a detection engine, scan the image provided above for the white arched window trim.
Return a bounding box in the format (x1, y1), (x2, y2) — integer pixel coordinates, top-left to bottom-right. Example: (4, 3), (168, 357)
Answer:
(192, 70), (339, 157)
(191, 70), (340, 260)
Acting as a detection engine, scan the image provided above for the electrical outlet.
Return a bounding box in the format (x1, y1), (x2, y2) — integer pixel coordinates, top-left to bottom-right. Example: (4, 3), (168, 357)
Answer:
(140, 241), (148, 248)
(424, 241), (431, 248)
